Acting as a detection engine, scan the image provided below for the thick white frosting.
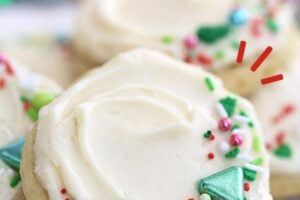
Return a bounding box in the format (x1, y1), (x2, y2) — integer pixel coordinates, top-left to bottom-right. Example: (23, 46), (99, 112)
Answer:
(74, 0), (291, 69)
(0, 54), (61, 199)
(251, 44), (300, 175)
(34, 49), (271, 200)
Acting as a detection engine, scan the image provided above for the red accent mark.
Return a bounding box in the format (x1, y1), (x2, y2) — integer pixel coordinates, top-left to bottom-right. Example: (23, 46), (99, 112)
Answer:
(251, 46), (273, 72)
(236, 40), (246, 64)
(244, 182), (250, 192)
(207, 153), (215, 160)
(261, 74), (283, 85)
(251, 18), (264, 37)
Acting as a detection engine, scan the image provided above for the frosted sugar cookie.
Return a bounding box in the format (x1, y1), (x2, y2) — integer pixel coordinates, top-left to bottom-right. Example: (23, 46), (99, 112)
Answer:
(21, 49), (271, 200)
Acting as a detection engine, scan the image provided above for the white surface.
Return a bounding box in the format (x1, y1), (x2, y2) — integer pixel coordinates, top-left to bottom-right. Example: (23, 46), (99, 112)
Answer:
(0, 3), (75, 38)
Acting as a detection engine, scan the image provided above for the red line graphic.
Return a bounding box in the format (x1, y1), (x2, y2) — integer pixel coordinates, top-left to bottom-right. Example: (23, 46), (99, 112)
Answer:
(261, 74), (283, 85)
(250, 46), (273, 72)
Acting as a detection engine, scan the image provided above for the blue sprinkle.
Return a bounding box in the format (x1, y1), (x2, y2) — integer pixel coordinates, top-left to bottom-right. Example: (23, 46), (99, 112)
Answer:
(229, 9), (248, 26)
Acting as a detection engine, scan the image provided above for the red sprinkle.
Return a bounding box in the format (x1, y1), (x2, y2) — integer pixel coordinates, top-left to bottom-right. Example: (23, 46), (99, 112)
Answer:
(23, 102), (31, 111)
(209, 134), (215, 141)
(188, 198), (195, 200)
(0, 53), (15, 76)
(276, 132), (285, 146)
(197, 53), (212, 66)
(251, 18), (264, 37)
(266, 143), (273, 150)
(184, 55), (193, 63)
(61, 188), (67, 194)
(272, 104), (295, 124)
(244, 182), (250, 192)
(0, 79), (5, 89)
(5, 63), (14, 75)
(268, 6), (278, 18)
(207, 153), (215, 160)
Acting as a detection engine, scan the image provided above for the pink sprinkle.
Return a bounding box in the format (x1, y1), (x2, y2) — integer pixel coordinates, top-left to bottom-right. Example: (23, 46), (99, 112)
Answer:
(218, 118), (232, 132)
(230, 134), (243, 146)
(183, 35), (199, 49)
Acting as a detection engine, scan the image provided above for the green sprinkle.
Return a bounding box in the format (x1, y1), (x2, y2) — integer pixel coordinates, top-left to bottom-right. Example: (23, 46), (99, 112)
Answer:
(266, 19), (279, 33)
(231, 124), (240, 131)
(198, 167), (244, 200)
(231, 40), (239, 49)
(31, 92), (55, 112)
(243, 168), (257, 182)
(253, 136), (261, 152)
(20, 95), (30, 103)
(214, 50), (224, 60)
(161, 35), (174, 45)
(248, 121), (254, 128)
(10, 174), (21, 188)
(219, 97), (237, 117)
(273, 144), (292, 158)
(0, 0), (13, 6)
(196, 24), (231, 44)
(239, 111), (248, 117)
(203, 130), (212, 139)
(204, 77), (215, 92)
(27, 108), (39, 121)
(225, 147), (240, 159)
(251, 157), (264, 166)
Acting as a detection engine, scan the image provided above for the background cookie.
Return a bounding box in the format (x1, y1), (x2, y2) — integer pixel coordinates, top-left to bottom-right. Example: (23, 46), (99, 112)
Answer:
(0, 54), (61, 199)
(73, 0), (295, 95)
(251, 39), (300, 198)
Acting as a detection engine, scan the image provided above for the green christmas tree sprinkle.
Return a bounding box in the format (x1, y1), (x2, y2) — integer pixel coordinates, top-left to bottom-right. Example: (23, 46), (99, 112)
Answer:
(219, 97), (237, 117)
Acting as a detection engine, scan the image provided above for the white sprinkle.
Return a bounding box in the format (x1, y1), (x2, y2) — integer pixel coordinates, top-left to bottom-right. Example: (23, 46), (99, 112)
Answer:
(232, 128), (247, 135)
(218, 142), (230, 154)
(233, 115), (250, 124)
(237, 154), (252, 162)
(244, 163), (266, 173)
(216, 103), (228, 118)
